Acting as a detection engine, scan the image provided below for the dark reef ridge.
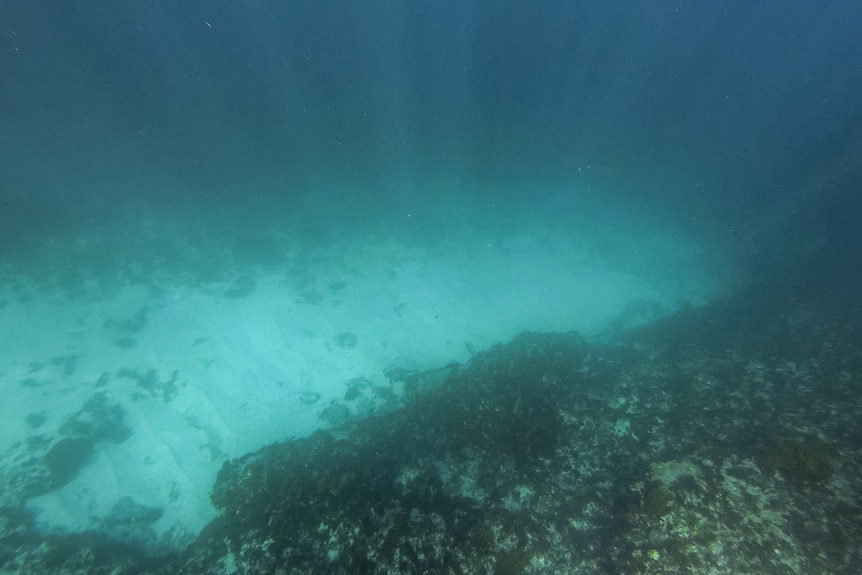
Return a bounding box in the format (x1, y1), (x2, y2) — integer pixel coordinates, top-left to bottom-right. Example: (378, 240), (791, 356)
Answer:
(3, 280), (862, 574)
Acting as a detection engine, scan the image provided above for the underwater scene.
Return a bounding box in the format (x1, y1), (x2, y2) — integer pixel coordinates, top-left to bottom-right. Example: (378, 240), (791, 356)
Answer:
(1, 2), (861, 574)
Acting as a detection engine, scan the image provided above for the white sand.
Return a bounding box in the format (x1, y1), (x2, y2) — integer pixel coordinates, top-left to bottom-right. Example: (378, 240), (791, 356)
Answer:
(0, 182), (737, 547)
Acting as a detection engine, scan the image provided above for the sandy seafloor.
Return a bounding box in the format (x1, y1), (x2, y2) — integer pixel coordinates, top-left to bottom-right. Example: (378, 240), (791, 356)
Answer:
(1, 184), (861, 574)
(0, 183), (734, 547)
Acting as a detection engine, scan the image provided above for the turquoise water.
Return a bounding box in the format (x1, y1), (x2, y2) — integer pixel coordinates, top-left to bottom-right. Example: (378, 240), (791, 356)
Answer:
(1, 2), (861, 573)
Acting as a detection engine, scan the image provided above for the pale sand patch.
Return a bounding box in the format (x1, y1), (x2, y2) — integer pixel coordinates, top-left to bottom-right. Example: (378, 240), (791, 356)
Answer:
(1, 206), (735, 545)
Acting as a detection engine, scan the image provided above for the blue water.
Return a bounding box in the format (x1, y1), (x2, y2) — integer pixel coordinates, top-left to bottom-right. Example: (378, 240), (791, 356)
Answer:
(3, 2), (860, 253)
(1, 2), (861, 573)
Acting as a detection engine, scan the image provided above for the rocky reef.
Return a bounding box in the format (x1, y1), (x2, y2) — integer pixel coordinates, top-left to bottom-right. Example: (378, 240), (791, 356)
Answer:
(3, 284), (862, 574)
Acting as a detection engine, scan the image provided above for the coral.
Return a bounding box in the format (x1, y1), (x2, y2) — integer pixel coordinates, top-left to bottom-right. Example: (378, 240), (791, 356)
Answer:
(494, 548), (532, 575)
(763, 436), (837, 484)
(640, 482), (672, 520)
